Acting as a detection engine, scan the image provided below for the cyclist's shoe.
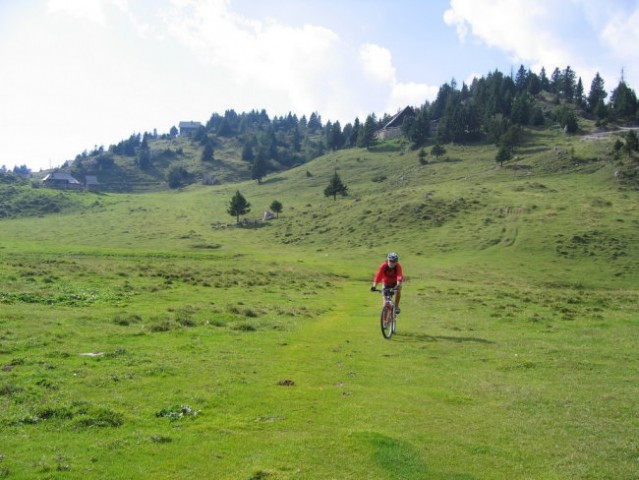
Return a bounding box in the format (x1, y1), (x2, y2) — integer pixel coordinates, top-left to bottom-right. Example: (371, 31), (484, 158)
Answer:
(395, 307), (401, 314)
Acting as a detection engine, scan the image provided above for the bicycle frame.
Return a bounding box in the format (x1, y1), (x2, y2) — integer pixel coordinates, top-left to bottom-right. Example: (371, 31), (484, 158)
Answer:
(374, 287), (397, 339)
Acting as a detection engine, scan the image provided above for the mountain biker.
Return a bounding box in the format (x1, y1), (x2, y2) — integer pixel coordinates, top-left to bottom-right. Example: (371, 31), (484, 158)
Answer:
(370, 252), (403, 313)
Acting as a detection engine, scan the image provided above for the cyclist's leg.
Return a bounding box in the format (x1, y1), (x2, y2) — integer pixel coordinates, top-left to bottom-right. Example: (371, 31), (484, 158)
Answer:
(390, 283), (400, 313)
(382, 284), (390, 307)
(386, 283), (400, 308)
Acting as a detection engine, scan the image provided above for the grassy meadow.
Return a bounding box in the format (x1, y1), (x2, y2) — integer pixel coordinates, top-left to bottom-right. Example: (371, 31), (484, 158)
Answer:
(1, 127), (638, 479)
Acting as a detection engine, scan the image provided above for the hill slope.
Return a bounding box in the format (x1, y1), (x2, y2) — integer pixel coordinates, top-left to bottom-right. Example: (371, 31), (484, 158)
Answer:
(4, 123), (639, 284)
(1, 122), (638, 479)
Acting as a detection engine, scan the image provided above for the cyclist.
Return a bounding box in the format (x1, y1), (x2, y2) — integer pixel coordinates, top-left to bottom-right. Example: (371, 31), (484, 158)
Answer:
(370, 252), (403, 313)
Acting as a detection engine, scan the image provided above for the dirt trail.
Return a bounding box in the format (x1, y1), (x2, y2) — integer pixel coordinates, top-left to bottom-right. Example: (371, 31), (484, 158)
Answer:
(582, 126), (639, 141)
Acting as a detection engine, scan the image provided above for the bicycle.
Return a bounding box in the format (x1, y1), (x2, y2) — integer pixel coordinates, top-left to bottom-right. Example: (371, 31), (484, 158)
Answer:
(372, 287), (398, 339)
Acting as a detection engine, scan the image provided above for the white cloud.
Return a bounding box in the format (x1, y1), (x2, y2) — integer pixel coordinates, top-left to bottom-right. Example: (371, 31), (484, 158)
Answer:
(157, 1), (440, 124)
(47, 0), (131, 25)
(389, 82), (438, 112)
(358, 43), (396, 85)
(442, 6), (469, 42)
(601, 7), (639, 61)
(356, 43), (440, 114)
(443, 0), (639, 88)
(0, 0), (436, 171)
(443, 0), (570, 69)
(160, 0), (350, 116)
(47, 0), (107, 24)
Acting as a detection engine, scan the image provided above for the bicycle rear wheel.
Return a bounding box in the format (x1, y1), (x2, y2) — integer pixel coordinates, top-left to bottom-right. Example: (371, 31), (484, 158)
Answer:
(380, 306), (394, 339)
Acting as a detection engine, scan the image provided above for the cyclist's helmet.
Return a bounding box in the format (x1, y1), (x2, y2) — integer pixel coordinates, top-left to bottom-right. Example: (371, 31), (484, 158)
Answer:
(387, 252), (399, 262)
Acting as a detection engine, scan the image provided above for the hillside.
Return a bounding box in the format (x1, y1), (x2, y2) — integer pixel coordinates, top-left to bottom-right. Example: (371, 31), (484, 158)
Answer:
(1, 107), (638, 478)
(3, 60), (639, 478)
(16, 64), (633, 196)
(2, 119), (638, 289)
(52, 112), (332, 192)
(0, 83), (639, 480)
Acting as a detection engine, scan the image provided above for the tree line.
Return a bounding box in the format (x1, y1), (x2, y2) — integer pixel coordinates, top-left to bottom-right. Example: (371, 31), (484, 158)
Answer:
(400, 66), (637, 149)
(64, 64), (637, 189)
(164, 65), (639, 162)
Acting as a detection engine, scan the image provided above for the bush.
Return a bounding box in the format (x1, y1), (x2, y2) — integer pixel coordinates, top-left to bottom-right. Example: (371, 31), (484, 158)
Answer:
(167, 165), (189, 188)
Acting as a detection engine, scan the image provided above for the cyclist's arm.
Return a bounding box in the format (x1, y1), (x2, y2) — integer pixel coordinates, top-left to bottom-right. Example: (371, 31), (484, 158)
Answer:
(396, 264), (404, 287)
(372, 263), (385, 288)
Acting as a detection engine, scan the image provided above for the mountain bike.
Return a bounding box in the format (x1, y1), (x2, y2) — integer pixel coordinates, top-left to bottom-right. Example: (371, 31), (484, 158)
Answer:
(372, 287), (398, 339)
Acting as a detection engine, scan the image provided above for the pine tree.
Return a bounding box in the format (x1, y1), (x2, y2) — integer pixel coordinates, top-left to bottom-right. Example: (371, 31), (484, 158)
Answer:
(227, 190), (251, 223)
(402, 106), (430, 146)
(270, 200), (283, 218)
(515, 65), (528, 92)
(431, 143), (446, 161)
(550, 68), (562, 95)
(562, 66), (576, 102)
(251, 155), (268, 184)
(307, 112), (322, 132)
(324, 171), (348, 200)
(327, 121), (345, 150)
(539, 67), (550, 92)
(574, 77), (585, 108)
(418, 148), (428, 165)
(511, 94), (530, 125)
(527, 71), (541, 95)
(201, 142), (214, 162)
(349, 118), (361, 147)
(587, 73), (607, 114)
(610, 81), (638, 120)
(241, 143), (254, 162)
(496, 145), (511, 167)
(357, 114), (377, 148)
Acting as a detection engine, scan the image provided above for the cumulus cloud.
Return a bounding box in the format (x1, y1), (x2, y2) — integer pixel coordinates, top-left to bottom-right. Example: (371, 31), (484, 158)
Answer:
(443, 0), (639, 92)
(600, 7), (639, 60)
(443, 0), (569, 69)
(47, 0), (131, 25)
(160, 0), (433, 122)
(358, 43), (396, 85)
(47, 0), (108, 23)
(0, 0), (440, 170)
(160, 0), (353, 118)
(389, 82), (438, 112)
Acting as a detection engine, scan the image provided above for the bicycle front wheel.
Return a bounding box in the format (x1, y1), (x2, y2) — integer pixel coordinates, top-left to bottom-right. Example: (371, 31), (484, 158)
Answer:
(380, 306), (394, 339)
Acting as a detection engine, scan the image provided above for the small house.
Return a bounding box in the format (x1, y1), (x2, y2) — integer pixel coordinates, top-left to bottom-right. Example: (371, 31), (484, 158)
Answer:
(375, 106), (413, 140)
(85, 175), (100, 191)
(179, 121), (203, 136)
(41, 173), (83, 190)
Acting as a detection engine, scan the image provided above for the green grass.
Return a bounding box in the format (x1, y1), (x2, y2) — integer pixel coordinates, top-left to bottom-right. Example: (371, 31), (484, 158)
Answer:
(1, 127), (638, 479)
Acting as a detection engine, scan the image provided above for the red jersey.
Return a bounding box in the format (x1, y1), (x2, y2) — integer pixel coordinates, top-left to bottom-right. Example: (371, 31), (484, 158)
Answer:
(373, 261), (403, 286)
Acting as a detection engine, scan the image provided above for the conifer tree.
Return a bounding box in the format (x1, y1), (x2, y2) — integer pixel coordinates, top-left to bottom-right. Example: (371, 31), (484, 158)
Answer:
(562, 66), (576, 102)
(270, 200), (283, 218)
(201, 142), (214, 162)
(241, 143), (254, 162)
(228, 190), (251, 223)
(357, 114), (377, 149)
(610, 81), (638, 120)
(431, 143), (446, 161)
(251, 155), (268, 184)
(324, 171), (348, 200)
(587, 73), (607, 115)
(496, 145), (511, 167)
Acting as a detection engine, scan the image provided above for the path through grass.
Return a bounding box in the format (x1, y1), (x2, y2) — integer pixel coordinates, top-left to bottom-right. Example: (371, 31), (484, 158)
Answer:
(1, 246), (637, 479)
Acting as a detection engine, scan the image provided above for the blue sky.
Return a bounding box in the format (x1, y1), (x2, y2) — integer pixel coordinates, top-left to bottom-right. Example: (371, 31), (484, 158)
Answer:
(1, 0), (638, 172)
